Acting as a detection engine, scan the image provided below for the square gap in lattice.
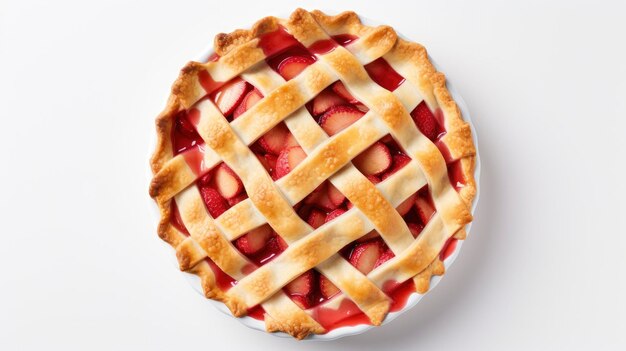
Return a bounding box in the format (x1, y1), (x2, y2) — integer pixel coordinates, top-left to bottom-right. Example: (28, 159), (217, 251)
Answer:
(295, 179), (349, 231)
(232, 223), (288, 267)
(352, 134), (411, 183)
(305, 81), (369, 137)
(363, 57), (406, 92)
(282, 269), (326, 310)
(196, 162), (248, 219)
(251, 121), (303, 181)
(207, 77), (261, 122)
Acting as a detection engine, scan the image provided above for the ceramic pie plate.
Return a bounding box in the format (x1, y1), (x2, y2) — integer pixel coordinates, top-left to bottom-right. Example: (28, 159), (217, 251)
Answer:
(148, 10), (480, 341)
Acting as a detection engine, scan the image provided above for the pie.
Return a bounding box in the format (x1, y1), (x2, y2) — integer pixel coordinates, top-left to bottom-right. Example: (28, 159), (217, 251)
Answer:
(149, 8), (476, 339)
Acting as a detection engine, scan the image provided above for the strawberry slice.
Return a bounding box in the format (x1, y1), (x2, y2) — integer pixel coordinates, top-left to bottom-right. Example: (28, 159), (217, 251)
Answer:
(374, 249), (395, 268)
(257, 153), (278, 177)
(291, 295), (311, 310)
(354, 103), (369, 113)
(214, 163), (243, 199)
(275, 146), (307, 179)
(227, 193), (248, 207)
(380, 134), (394, 144)
(332, 81), (359, 103)
(327, 182), (346, 207)
(411, 101), (442, 141)
(349, 241), (383, 274)
(319, 275), (340, 299)
(352, 142), (392, 176)
(415, 192), (436, 224)
(285, 271), (315, 296)
(303, 183), (338, 211)
(325, 208), (346, 223)
(199, 187), (229, 218)
(407, 222), (424, 238)
(396, 193), (417, 216)
(213, 77), (249, 116)
(312, 88), (346, 115)
(234, 224), (273, 255)
(284, 132), (299, 148)
(317, 190), (337, 210)
(259, 123), (289, 155)
(278, 56), (315, 80)
(382, 154), (412, 180)
(264, 233), (288, 257)
(307, 209), (326, 229)
(275, 235), (289, 251)
(393, 153), (411, 168)
(319, 105), (364, 136)
(303, 189), (321, 206)
(233, 88), (263, 119)
(285, 271), (315, 308)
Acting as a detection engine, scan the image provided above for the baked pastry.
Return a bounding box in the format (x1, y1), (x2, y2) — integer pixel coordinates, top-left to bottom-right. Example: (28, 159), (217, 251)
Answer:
(149, 8), (476, 339)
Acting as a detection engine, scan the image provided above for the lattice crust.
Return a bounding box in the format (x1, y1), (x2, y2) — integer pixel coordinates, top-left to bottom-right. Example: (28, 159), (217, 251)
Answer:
(149, 9), (476, 339)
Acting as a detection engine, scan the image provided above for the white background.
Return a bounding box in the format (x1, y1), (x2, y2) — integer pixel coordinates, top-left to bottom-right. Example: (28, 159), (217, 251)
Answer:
(1, 0), (625, 349)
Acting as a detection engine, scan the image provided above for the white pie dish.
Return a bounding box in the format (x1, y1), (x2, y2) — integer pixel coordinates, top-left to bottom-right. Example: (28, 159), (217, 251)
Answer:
(149, 11), (481, 341)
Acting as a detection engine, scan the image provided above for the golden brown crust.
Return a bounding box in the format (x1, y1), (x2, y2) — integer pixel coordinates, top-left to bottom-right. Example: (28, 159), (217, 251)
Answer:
(458, 156), (477, 205)
(392, 43), (476, 208)
(150, 96), (178, 174)
(264, 298), (326, 340)
(414, 258), (446, 294)
(149, 8), (477, 339)
(214, 16), (281, 56)
(286, 8), (329, 44)
(226, 211), (368, 309)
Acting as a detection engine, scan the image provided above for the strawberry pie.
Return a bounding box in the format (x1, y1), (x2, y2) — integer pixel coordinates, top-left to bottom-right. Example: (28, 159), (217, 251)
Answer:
(150, 9), (476, 339)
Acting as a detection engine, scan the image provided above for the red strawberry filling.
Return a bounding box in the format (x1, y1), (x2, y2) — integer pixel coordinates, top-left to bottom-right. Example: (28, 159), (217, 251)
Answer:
(411, 101), (444, 141)
(319, 275), (340, 299)
(277, 56), (315, 80)
(275, 146), (307, 179)
(259, 123), (291, 155)
(364, 57), (406, 92)
(211, 77), (250, 116)
(233, 89), (263, 119)
(199, 186), (229, 218)
(265, 42), (316, 80)
(318, 105), (364, 136)
(258, 27), (300, 56)
(213, 163), (243, 199)
(284, 270), (316, 309)
(352, 142), (392, 176)
(167, 29), (468, 332)
(349, 240), (383, 274)
(330, 34), (359, 46)
(171, 110), (204, 155)
(331, 81), (359, 104)
(312, 87), (347, 115)
(234, 224), (273, 255)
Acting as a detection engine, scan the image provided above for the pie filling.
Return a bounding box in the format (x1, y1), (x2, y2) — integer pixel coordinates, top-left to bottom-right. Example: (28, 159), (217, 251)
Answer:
(169, 27), (465, 332)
